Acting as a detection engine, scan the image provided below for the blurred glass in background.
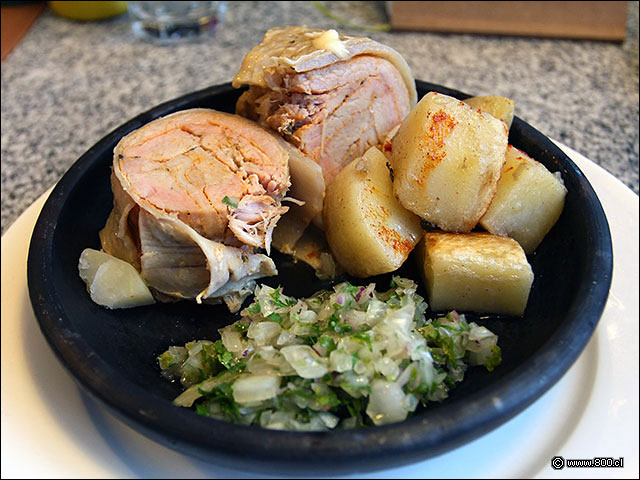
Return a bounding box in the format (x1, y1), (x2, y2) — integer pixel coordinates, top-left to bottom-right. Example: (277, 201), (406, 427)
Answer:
(127, 1), (226, 45)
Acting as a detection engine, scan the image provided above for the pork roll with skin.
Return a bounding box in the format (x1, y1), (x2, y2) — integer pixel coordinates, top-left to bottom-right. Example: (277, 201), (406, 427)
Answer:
(233, 26), (417, 187)
(98, 108), (291, 312)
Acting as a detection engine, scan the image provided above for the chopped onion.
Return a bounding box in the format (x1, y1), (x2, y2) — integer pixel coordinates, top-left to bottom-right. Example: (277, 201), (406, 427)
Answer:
(232, 374), (280, 404)
(374, 357), (399, 380)
(281, 345), (328, 378)
(221, 327), (246, 353)
(329, 349), (353, 373)
(297, 309), (317, 324)
(365, 379), (409, 425)
(247, 321), (281, 345)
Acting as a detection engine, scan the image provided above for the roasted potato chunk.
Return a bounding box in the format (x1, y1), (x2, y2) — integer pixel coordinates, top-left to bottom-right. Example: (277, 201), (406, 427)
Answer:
(479, 145), (567, 254)
(323, 147), (423, 277)
(391, 92), (508, 233)
(418, 232), (534, 316)
(464, 95), (515, 129)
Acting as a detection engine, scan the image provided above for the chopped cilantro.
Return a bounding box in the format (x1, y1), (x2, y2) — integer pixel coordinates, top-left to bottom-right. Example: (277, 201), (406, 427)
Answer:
(352, 332), (372, 351)
(318, 335), (337, 355)
(222, 196), (238, 209)
(327, 314), (352, 334)
(244, 302), (261, 315)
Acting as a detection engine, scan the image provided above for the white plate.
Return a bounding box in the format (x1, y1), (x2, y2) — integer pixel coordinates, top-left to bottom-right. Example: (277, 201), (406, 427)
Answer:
(2, 142), (638, 479)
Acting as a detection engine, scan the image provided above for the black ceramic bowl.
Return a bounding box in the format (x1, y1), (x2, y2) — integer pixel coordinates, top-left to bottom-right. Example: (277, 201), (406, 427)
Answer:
(27, 81), (613, 475)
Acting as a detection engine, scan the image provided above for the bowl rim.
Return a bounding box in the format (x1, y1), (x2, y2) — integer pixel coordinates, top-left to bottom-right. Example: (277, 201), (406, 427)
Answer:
(27, 81), (613, 473)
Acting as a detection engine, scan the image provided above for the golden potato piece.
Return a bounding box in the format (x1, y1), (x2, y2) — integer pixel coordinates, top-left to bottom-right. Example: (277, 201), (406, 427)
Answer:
(391, 92), (508, 233)
(418, 232), (534, 316)
(464, 95), (515, 129)
(324, 147), (423, 277)
(479, 145), (567, 254)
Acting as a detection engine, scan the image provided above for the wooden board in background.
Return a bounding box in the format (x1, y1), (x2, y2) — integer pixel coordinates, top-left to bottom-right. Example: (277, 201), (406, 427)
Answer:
(389, 1), (629, 41)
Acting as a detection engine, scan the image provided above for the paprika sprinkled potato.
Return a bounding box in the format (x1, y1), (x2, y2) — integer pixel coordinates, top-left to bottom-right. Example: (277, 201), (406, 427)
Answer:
(479, 145), (567, 253)
(390, 92), (509, 233)
(323, 147), (423, 277)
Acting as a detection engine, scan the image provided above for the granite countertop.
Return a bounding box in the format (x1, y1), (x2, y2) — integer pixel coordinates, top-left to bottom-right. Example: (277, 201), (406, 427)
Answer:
(1, 1), (638, 235)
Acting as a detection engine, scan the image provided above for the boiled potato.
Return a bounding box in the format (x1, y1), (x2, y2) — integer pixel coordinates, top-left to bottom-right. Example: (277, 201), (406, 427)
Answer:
(417, 232), (534, 316)
(479, 145), (567, 254)
(78, 248), (155, 309)
(464, 95), (515, 129)
(391, 92), (508, 233)
(323, 146), (423, 277)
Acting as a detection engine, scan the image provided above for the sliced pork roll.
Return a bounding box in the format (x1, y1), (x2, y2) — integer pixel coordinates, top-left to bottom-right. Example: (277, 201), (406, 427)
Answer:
(98, 108), (291, 312)
(233, 26), (417, 186)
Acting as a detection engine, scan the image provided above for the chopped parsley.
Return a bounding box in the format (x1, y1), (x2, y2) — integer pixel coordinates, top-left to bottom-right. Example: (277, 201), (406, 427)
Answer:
(222, 196), (238, 209)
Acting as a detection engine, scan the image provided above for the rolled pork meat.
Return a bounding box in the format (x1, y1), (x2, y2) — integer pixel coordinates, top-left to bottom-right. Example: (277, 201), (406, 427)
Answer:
(98, 108), (291, 312)
(233, 26), (417, 186)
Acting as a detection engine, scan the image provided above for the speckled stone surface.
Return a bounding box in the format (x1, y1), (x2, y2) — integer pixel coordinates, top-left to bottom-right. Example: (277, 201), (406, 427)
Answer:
(1, 1), (638, 235)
